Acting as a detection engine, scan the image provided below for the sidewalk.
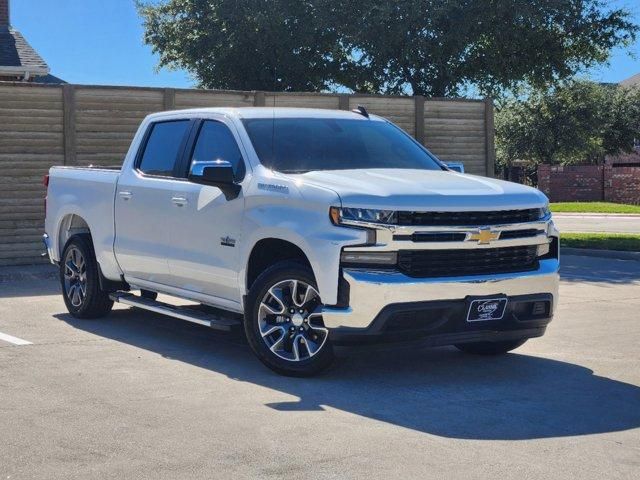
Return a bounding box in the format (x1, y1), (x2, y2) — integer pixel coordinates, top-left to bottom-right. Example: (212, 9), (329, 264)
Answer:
(553, 213), (640, 234)
(553, 212), (640, 217)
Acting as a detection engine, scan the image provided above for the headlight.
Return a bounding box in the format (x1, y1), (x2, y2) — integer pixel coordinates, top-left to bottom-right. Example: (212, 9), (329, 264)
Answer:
(541, 205), (551, 219)
(330, 207), (397, 225)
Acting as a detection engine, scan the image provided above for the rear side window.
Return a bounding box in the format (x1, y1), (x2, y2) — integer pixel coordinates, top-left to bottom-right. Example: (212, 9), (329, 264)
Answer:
(190, 120), (246, 179)
(138, 120), (190, 176)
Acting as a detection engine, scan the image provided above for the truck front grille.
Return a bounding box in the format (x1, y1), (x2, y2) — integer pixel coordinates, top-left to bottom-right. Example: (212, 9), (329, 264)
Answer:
(396, 209), (542, 226)
(397, 246), (539, 278)
(498, 229), (546, 240)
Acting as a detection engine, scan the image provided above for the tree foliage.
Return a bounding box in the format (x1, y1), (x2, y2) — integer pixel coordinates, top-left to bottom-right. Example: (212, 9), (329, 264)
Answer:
(333, 0), (637, 96)
(495, 81), (640, 169)
(137, 0), (343, 91)
(139, 0), (637, 96)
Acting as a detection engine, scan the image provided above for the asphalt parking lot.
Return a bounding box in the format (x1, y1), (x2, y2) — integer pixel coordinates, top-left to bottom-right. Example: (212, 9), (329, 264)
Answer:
(1, 255), (639, 479)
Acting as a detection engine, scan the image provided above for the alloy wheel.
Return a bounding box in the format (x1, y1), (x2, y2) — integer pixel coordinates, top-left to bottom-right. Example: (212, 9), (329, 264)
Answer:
(64, 246), (87, 307)
(258, 279), (328, 362)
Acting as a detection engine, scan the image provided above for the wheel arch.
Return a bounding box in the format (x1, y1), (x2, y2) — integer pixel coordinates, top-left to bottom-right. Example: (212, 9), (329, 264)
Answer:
(57, 213), (91, 258)
(57, 216), (127, 293)
(245, 238), (313, 292)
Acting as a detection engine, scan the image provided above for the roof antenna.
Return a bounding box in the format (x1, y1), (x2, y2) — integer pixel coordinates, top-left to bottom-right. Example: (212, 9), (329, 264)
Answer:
(352, 105), (369, 118)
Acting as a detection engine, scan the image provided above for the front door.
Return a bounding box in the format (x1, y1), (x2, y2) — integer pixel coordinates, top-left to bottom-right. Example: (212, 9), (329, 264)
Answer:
(165, 118), (248, 308)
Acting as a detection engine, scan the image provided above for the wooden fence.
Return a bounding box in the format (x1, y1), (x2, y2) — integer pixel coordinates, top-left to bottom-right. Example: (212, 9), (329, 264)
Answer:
(0, 82), (495, 266)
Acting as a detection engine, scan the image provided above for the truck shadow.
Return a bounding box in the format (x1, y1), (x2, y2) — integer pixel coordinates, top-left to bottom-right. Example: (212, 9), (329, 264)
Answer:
(55, 308), (640, 441)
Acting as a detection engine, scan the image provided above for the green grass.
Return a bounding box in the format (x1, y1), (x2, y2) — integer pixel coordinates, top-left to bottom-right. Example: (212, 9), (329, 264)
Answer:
(561, 233), (640, 252)
(550, 202), (640, 214)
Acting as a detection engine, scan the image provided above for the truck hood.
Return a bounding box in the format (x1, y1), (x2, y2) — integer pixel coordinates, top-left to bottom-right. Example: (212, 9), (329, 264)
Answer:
(289, 169), (548, 211)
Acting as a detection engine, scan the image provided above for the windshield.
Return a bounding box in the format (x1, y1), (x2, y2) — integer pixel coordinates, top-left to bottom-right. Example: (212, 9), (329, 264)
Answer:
(242, 117), (444, 173)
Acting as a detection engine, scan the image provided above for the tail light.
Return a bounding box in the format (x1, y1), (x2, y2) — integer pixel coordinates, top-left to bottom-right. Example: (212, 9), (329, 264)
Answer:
(43, 174), (49, 213)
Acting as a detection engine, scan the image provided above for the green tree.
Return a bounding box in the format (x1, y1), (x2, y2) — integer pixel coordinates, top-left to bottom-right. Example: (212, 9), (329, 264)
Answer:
(333, 0), (637, 96)
(137, 0), (343, 91)
(495, 81), (640, 173)
(139, 0), (637, 96)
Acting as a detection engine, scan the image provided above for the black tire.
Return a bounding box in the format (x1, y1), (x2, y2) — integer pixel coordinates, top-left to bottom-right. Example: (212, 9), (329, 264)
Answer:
(455, 339), (527, 355)
(244, 261), (335, 377)
(60, 234), (113, 319)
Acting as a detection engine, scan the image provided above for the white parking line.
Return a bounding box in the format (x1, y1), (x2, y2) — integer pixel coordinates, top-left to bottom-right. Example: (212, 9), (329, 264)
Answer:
(0, 331), (33, 346)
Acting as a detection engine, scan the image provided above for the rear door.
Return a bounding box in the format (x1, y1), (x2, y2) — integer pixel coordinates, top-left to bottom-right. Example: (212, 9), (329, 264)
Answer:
(164, 117), (248, 307)
(114, 118), (193, 286)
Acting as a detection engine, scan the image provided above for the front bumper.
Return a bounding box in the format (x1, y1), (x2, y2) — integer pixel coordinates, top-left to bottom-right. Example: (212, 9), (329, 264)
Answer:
(322, 259), (559, 343)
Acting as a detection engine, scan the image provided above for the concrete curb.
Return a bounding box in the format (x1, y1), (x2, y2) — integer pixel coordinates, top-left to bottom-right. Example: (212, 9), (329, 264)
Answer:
(561, 247), (640, 262)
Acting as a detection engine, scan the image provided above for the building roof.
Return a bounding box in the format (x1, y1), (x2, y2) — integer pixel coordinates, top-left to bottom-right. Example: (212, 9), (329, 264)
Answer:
(0, 28), (49, 77)
(620, 73), (640, 88)
(32, 73), (66, 84)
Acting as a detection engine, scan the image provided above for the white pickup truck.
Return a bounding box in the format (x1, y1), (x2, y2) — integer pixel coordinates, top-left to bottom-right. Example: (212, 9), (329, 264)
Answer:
(44, 107), (559, 376)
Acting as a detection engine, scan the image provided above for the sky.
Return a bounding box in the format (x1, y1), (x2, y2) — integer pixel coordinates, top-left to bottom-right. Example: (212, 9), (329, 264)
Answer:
(13, 0), (192, 87)
(12, 0), (640, 91)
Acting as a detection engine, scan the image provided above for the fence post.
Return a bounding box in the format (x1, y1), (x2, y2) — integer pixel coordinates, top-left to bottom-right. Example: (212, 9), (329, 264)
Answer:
(62, 84), (76, 166)
(163, 88), (176, 110)
(414, 96), (425, 145)
(338, 95), (350, 111)
(254, 91), (265, 106)
(484, 98), (496, 177)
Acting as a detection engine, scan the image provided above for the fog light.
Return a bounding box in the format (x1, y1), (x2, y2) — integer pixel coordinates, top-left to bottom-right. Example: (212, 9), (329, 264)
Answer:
(532, 302), (547, 316)
(537, 243), (550, 257)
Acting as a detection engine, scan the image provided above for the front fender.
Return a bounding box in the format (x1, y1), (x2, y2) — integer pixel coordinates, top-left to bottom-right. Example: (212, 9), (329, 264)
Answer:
(239, 205), (365, 305)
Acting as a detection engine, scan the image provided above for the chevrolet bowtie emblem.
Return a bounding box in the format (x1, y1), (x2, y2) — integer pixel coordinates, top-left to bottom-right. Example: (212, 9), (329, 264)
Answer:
(468, 228), (500, 244)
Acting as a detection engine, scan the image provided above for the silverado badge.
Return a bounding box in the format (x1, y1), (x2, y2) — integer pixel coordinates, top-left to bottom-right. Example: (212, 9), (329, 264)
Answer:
(220, 236), (236, 247)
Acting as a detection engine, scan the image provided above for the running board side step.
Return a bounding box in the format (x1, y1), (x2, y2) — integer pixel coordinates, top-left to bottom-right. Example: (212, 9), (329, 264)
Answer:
(109, 292), (241, 331)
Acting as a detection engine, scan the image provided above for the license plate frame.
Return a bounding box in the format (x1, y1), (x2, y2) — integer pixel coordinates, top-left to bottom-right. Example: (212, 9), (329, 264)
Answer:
(466, 296), (508, 322)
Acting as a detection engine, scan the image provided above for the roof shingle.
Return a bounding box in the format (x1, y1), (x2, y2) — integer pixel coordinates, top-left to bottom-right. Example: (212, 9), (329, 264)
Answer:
(0, 28), (49, 72)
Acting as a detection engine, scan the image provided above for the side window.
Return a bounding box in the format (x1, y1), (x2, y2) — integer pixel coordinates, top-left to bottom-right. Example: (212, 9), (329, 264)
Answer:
(138, 120), (190, 176)
(191, 120), (246, 179)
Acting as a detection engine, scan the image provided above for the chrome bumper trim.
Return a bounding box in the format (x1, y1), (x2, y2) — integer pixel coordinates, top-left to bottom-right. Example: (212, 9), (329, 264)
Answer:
(322, 259), (560, 329)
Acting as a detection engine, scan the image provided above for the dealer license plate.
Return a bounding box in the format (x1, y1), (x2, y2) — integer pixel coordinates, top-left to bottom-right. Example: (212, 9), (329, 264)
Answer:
(466, 297), (508, 322)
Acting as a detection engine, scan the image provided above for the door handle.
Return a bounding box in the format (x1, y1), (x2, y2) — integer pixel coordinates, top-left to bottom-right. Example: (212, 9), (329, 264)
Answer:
(171, 196), (188, 207)
(118, 191), (133, 201)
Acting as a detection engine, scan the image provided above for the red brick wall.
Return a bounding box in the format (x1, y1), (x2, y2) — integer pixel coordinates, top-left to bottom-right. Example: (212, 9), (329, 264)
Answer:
(537, 164), (604, 202)
(606, 165), (640, 204)
(538, 153), (640, 205)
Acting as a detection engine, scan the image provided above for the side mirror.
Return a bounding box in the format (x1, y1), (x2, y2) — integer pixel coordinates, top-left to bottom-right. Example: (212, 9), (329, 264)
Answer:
(444, 162), (465, 173)
(189, 160), (241, 199)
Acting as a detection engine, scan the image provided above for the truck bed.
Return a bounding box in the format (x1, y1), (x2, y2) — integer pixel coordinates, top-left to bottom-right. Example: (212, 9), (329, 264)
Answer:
(44, 165), (122, 280)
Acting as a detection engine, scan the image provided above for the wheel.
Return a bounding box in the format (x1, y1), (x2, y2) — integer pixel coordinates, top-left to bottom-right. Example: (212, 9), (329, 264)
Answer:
(140, 289), (158, 301)
(455, 339), (527, 355)
(244, 261), (334, 377)
(60, 234), (113, 319)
